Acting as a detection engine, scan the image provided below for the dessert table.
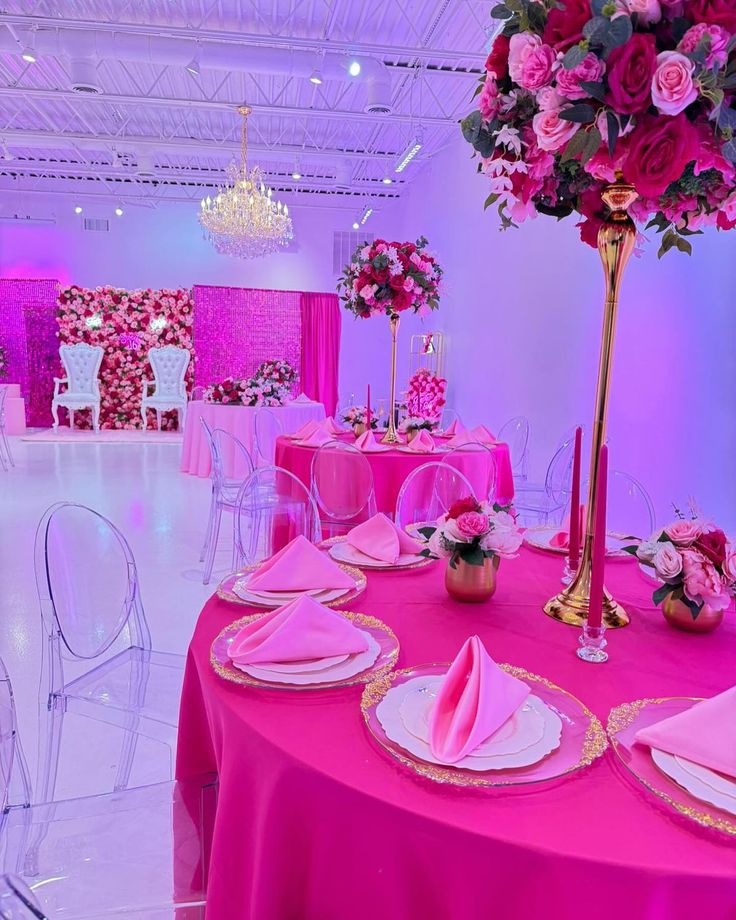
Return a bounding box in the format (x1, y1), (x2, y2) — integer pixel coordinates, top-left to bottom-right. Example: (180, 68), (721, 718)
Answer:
(176, 548), (736, 920)
(274, 433), (515, 515)
(180, 400), (325, 478)
(1, 384), (27, 435)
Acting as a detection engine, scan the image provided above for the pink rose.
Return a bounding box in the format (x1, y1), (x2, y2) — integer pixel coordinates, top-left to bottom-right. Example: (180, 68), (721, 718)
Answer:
(556, 52), (606, 100)
(518, 42), (557, 91)
(665, 519), (703, 546)
(622, 0), (662, 23)
(681, 549), (731, 611)
(652, 543), (683, 581)
(481, 527), (523, 558)
(478, 73), (500, 122)
(532, 109), (579, 152)
(455, 512), (490, 540)
(723, 543), (736, 583)
(508, 33), (542, 85)
(678, 23), (730, 68)
(651, 51), (698, 116)
(537, 86), (564, 111)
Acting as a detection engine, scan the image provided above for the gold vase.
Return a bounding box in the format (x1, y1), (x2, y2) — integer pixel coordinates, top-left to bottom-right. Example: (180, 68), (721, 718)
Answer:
(446, 556), (499, 603)
(407, 428), (418, 442)
(382, 312), (401, 444)
(661, 596), (724, 634)
(544, 177), (637, 629)
(353, 423), (367, 437)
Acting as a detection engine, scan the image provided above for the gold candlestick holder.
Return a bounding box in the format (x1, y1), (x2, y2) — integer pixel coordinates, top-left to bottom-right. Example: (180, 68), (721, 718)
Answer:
(544, 177), (637, 629)
(382, 312), (401, 445)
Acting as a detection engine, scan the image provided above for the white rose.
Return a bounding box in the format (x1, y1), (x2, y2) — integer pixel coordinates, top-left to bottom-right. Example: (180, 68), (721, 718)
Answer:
(652, 542), (683, 581)
(636, 539), (660, 564)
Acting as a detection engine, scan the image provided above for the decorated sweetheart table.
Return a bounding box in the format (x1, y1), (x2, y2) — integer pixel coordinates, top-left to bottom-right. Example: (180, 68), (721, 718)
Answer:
(176, 546), (736, 920)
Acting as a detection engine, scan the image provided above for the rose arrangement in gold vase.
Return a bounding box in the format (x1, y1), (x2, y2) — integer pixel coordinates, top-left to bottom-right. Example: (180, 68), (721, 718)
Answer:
(420, 497), (523, 602)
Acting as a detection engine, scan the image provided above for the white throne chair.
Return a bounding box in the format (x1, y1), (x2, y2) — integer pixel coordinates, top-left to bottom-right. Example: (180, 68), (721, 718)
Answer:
(52, 343), (104, 431)
(141, 346), (190, 431)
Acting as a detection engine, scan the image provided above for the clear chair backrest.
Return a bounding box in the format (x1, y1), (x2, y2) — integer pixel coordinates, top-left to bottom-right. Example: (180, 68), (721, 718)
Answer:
(544, 438), (575, 511)
(497, 416), (530, 474)
(311, 442), (375, 521)
(211, 428), (254, 490)
(59, 344), (103, 395)
(0, 876), (46, 920)
(607, 470), (656, 540)
(34, 503), (145, 660)
(395, 461), (476, 529)
(0, 387), (7, 416)
(148, 346), (189, 399)
(442, 442), (498, 504)
(254, 409), (284, 464)
(440, 408), (459, 430)
(0, 660), (30, 815)
(235, 466), (322, 565)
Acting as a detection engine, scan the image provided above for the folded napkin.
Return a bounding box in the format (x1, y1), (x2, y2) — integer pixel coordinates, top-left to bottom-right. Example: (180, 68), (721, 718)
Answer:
(300, 427), (333, 448)
(292, 419), (320, 440)
(355, 429), (385, 452)
(227, 594), (368, 666)
(247, 535), (355, 592)
(323, 416), (344, 435)
(405, 429), (436, 453)
(442, 419), (466, 437)
(550, 506), (586, 549)
(635, 686), (736, 778)
(471, 424), (496, 445)
(346, 512), (422, 564)
(429, 635), (531, 764)
(445, 430), (477, 449)
(292, 393), (314, 404)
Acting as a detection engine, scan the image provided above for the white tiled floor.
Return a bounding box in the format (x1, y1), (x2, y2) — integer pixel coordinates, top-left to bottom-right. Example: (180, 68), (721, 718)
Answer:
(0, 436), (228, 800)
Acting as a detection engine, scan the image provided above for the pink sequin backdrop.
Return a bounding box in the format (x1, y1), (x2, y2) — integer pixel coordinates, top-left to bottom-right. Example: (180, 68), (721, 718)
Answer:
(0, 279), (59, 426)
(193, 286), (302, 388)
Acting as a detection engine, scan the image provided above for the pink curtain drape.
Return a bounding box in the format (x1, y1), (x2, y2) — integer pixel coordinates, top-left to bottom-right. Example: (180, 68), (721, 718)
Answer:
(300, 292), (341, 416)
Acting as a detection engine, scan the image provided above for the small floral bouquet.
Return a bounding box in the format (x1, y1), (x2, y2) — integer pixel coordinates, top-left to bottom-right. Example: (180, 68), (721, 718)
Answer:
(627, 513), (736, 619)
(405, 368), (447, 423)
(399, 415), (439, 434)
(420, 496), (523, 567)
(205, 360), (297, 408)
(255, 359), (298, 390)
(0, 344), (6, 379)
(203, 377), (250, 406)
(341, 406), (380, 429)
(338, 237), (443, 318)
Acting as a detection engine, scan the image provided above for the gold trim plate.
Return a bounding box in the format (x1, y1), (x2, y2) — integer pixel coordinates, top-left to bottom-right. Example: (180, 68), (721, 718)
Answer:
(216, 561), (367, 608)
(361, 663), (607, 787)
(319, 536), (436, 572)
(607, 697), (736, 837)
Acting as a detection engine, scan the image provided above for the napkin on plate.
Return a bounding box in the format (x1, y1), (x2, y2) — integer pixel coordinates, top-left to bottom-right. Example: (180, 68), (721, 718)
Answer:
(635, 686), (736, 778)
(300, 426), (333, 448)
(346, 512), (422, 564)
(227, 594), (368, 666)
(355, 429), (385, 452)
(442, 419), (466, 437)
(405, 429), (436, 453)
(292, 393), (314, 404)
(291, 419), (320, 440)
(429, 635), (531, 764)
(471, 424), (496, 445)
(247, 535), (355, 592)
(323, 416), (344, 435)
(445, 430), (477, 449)
(550, 506), (586, 549)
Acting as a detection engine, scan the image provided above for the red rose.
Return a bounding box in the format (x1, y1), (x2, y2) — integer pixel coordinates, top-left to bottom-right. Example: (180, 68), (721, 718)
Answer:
(696, 528), (728, 566)
(623, 113), (698, 198)
(684, 0), (736, 31)
(606, 34), (656, 114)
(485, 33), (511, 79)
(372, 268), (390, 284)
(391, 288), (412, 312)
(448, 497), (480, 520)
(543, 0), (592, 51)
(389, 274), (406, 291)
(576, 187), (606, 248)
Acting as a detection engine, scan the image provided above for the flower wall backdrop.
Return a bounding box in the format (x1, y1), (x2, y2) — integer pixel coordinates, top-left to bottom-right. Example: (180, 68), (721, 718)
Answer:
(56, 286), (195, 429)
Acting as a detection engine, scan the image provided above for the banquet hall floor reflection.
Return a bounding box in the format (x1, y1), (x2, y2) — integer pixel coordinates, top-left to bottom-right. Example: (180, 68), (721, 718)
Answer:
(0, 436), (223, 800)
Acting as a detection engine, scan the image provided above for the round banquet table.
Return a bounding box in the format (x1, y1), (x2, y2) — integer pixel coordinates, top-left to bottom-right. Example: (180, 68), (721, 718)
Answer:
(274, 433), (515, 515)
(180, 400), (325, 478)
(177, 548), (736, 920)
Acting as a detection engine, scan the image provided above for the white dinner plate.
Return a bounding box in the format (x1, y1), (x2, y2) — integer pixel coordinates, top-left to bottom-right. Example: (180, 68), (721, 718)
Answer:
(236, 632), (380, 685)
(248, 653), (349, 674)
(328, 541), (423, 569)
(233, 575), (350, 607)
(523, 525), (631, 558)
(396, 446), (437, 455)
(652, 748), (736, 816)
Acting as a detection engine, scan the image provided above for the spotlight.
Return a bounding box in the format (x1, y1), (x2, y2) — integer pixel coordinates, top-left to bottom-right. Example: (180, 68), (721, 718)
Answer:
(291, 162), (302, 180)
(348, 59), (361, 77)
(74, 205), (83, 214)
(360, 206), (373, 226)
(185, 56), (200, 77)
(352, 221), (360, 230)
(308, 69), (323, 85)
(21, 47), (36, 64)
(395, 135), (423, 173)
(382, 177), (393, 185)
(114, 205), (124, 217)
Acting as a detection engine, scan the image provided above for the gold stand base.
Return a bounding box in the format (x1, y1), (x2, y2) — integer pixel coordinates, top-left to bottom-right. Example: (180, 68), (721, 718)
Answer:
(381, 429), (400, 445)
(543, 589), (630, 629)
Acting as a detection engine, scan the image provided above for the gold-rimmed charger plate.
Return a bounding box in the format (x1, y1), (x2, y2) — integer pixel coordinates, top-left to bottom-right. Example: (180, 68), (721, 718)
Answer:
(523, 525), (633, 559)
(607, 697), (736, 837)
(211, 609), (399, 690)
(217, 561), (367, 608)
(361, 664), (607, 787)
(320, 536), (435, 572)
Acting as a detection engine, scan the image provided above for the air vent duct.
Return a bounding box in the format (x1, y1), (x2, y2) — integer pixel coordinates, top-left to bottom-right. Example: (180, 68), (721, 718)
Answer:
(83, 217), (110, 232)
(364, 77), (393, 115)
(70, 58), (103, 95)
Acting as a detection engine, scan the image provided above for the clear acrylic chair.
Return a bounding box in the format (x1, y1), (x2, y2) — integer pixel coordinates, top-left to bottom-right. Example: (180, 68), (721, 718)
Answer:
(440, 407), (460, 430)
(310, 441), (377, 535)
(442, 442), (498, 504)
(0, 388), (13, 472)
(395, 462), (476, 530)
(606, 470), (656, 541)
(0, 658), (212, 918)
(497, 416), (530, 483)
(254, 408), (284, 466)
(234, 466), (322, 567)
(33, 503), (185, 804)
(141, 345), (190, 432)
(201, 426), (255, 584)
(514, 438), (575, 526)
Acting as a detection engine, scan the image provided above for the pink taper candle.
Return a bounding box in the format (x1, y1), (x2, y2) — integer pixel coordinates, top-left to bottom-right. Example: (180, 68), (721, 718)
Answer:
(366, 385), (371, 431)
(568, 427), (583, 569)
(587, 443), (608, 629)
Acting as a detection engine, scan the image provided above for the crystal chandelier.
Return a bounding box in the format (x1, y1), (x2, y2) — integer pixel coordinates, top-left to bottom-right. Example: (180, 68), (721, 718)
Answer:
(198, 105), (294, 259)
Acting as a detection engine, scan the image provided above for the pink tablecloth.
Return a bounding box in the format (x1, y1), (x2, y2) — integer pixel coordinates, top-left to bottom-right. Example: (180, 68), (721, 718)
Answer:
(177, 549), (736, 920)
(274, 434), (515, 516)
(180, 400), (325, 478)
(1, 384), (26, 435)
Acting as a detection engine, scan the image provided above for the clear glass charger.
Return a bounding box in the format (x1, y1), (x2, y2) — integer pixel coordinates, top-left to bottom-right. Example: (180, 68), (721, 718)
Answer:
(523, 525), (633, 559)
(320, 536), (435, 572)
(216, 562), (367, 608)
(608, 697), (736, 837)
(211, 609), (399, 691)
(361, 663), (607, 787)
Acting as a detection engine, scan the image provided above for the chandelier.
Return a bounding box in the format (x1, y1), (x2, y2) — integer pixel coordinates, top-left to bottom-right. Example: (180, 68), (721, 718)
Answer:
(198, 105), (294, 259)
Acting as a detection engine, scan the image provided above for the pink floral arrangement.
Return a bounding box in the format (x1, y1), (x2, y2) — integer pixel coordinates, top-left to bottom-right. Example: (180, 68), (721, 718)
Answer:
(420, 496), (523, 566)
(629, 515), (736, 618)
(338, 237), (443, 318)
(405, 368), (447, 423)
(0, 344), (6, 380)
(56, 286), (194, 429)
(463, 0), (736, 256)
(341, 405), (380, 429)
(204, 360), (297, 408)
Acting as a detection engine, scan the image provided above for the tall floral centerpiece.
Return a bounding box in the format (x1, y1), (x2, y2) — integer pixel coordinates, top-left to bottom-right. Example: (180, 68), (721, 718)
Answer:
(462, 0), (736, 627)
(337, 238), (443, 443)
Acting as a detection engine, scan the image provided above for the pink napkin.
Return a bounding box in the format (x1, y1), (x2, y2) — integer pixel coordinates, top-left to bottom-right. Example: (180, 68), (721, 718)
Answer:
(301, 426), (333, 448)
(355, 430), (385, 452)
(442, 419), (465, 437)
(247, 535), (355, 592)
(323, 416), (344, 435)
(550, 506), (586, 549)
(471, 424), (496, 445)
(346, 512), (422, 563)
(227, 594), (368, 666)
(445, 430), (476, 449)
(405, 429), (436, 453)
(429, 635), (531, 764)
(635, 686), (736, 778)
(292, 419), (320, 440)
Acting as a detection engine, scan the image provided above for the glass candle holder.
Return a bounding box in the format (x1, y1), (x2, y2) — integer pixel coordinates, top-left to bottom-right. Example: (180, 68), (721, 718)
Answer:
(576, 621), (608, 663)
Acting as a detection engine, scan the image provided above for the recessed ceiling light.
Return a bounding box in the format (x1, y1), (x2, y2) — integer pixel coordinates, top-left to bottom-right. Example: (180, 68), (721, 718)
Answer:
(115, 205), (124, 217)
(348, 60), (361, 77)
(21, 47), (36, 64)
(74, 205), (83, 214)
(308, 69), (323, 85)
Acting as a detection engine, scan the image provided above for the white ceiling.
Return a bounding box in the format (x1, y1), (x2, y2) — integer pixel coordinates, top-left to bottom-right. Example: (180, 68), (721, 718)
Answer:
(0, 0), (490, 213)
